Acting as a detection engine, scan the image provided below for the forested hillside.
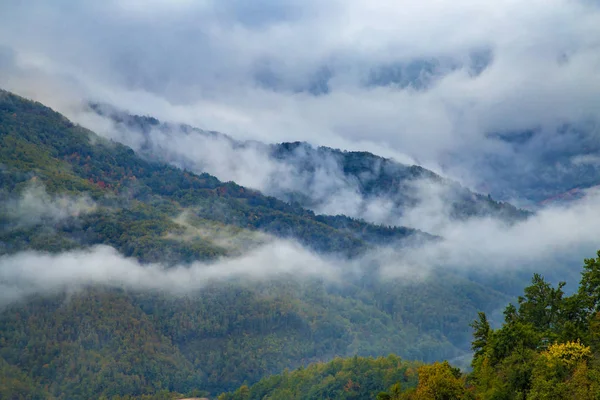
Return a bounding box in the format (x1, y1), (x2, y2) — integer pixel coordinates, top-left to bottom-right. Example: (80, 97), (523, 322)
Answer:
(221, 251), (600, 399)
(219, 354), (422, 400)
(0, 89), (535, 398)
(269, 142), (529, 222)
(2, 90), (434, 259)
(88, 103), (530, 224)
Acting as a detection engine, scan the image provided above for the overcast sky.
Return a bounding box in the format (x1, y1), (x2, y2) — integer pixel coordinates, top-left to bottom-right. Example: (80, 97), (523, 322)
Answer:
(1, 0), (600, 197)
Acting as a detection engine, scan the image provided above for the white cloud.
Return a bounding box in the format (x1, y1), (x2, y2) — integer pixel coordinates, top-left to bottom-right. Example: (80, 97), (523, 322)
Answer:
(394, 187), (600, 277)
(2, 183), (96, 228)
(0, 0), (598, 194)
(0, 240), (342, 307)
(1, 184), (599, 310)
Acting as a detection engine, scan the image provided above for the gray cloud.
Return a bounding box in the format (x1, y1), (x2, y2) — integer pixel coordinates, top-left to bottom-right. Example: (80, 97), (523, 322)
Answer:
(1, 0), (599, 199)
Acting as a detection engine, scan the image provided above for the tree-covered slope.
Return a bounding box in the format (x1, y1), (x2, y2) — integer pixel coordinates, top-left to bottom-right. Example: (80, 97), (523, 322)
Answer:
(0, 277), (508, 397)
(221, 250), (600, 400)
(89, 103), (530, 224)
(269, 142), (530, 222)
(0, 290), (200, 399)
(1, 89), (430, 259)
(218, 354), (421, 400)
(0, 88), (513, 398)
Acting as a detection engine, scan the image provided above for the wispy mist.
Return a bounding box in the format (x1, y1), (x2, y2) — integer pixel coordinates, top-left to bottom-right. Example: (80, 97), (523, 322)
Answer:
(394, 187), (600, 283)
(71, 109), (477, 230)
(0, 240), (343, 307)
(2, 183), (599, 307)
(1, 183), (96, 228)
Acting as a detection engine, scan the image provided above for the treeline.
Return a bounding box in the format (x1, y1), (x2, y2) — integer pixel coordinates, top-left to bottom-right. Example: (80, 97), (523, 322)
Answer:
(468, 251), (600, 398)
(269, 142), (531, 223)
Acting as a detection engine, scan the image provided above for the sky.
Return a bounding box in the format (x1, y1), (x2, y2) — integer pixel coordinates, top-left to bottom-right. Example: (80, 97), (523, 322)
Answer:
(1, 0), (600, 198)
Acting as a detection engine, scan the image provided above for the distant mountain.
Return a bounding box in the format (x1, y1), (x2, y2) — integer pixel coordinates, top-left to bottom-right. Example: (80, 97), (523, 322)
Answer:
(268, 142), (530, 222)
(89, 103), (530, 227)
(2, 91), (433, 261)
(92, 102), (600, 213)
(0, 89), (521, 398)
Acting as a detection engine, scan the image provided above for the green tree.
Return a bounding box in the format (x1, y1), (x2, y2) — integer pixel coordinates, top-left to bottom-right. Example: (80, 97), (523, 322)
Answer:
(470, 312), (490, 362)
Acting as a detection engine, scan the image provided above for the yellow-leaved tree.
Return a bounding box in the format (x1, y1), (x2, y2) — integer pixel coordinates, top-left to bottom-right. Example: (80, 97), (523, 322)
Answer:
(413, 361), (469, 400)
(529, 340), (598, 399)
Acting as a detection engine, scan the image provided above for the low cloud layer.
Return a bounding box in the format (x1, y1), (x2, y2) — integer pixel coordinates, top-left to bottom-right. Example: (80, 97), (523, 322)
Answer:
(395, 187), (600, 283)
(0, 240), (342, 307)
(2, 186), (599, 307)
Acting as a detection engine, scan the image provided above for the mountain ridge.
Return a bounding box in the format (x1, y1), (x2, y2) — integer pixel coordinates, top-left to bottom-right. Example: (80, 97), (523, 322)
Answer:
(87, 102), (531, 228)
(0, 88), (528, 398)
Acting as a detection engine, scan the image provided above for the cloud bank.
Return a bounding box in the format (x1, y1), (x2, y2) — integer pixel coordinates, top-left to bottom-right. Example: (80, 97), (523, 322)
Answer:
(0, 240), (343, 307)
(397, 188), (600, 276)
(2, 186), (599, 307)
(0, 0), (599, 199)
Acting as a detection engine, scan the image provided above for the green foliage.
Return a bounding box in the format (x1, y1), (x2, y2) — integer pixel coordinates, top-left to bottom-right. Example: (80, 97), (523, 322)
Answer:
(470, 252), (600, 399)
(221, 251), (600, 400)
(0, 88), (427, 260)
(0, 356), (48, 400)
(0, 290), (201, 399)
(470, 312), (491, 360)
(218, 354), (420, 400)
(412, 361), (469, 400)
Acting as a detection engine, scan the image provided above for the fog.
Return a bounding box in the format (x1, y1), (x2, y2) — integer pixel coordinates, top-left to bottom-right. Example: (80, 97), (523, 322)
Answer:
(2, 184), (599, 307)
(72, 107), (488, 228)
(0, 241), (344, 307)
(395, 187), (600, 276)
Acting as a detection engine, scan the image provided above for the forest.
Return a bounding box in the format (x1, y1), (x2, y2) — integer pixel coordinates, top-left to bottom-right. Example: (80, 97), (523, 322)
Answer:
(4, 252), (600, 399)
(92, 102), (530, 224)
(220, 251), (600, 399)
(1, 88), (594, 399)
